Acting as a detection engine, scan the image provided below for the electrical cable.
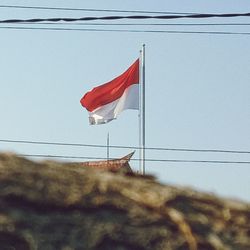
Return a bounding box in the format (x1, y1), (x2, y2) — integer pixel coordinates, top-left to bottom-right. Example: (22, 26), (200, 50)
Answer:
(0, 4), (195, 15)
(19, 154), (250, 164)
(1, 26), (250, 35)
(1, 12), (250, 24)
(11, 22), (250, 26)
(1, 139), (250, 154)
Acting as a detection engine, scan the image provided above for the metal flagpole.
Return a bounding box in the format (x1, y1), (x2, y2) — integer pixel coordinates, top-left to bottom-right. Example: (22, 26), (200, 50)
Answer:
(107, 132), (110, 162)
(140, 44), (146, 175)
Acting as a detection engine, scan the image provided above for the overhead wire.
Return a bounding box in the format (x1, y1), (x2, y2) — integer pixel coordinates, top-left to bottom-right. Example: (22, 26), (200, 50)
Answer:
(1, 12), (250, 24)
(8, 22), (250, 26)
(1, 139), (250, 154)
(0, 4), (195, 15)
(18, 154), (250, 165)
(1, 12), (250, 35)
(1, 26), (250, 35)
(0, 10), (250, 34)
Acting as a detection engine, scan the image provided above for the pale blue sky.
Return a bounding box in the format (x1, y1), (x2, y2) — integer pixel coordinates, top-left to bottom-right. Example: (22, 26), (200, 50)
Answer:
(0, 1), (250, 201)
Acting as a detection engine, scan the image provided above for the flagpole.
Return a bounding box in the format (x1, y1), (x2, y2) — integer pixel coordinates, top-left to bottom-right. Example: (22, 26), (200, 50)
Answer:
(107, 132), (110, 162)
(140, 44), (146, 175)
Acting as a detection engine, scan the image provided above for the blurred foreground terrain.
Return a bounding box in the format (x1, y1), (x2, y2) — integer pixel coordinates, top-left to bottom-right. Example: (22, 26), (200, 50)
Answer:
(0, 153), (249, 250)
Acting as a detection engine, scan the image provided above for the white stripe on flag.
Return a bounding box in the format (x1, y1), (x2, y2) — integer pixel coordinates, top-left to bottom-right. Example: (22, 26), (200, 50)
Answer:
(88, 84), (139, 125)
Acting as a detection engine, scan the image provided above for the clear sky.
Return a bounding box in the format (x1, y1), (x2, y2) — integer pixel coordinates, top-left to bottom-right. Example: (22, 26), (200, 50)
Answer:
(0, 1), (250, 202)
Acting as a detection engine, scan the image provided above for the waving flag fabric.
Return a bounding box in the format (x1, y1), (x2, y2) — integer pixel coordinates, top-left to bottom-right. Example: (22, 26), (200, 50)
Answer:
(80, 59), (139, 125)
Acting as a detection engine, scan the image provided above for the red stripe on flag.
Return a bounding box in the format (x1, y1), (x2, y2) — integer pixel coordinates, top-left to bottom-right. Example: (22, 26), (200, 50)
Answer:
(81, 59), (139, 112)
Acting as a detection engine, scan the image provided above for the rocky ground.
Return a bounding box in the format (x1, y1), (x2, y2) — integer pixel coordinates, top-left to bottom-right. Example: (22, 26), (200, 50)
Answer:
(0, 153), (249, 250)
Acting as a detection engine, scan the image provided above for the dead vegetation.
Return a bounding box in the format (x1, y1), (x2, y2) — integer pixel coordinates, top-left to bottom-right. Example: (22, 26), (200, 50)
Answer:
(0, 153), (249, 250)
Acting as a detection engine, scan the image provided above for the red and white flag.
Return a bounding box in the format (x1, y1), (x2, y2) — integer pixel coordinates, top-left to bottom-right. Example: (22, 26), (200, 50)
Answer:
(80, 59), (139, 125)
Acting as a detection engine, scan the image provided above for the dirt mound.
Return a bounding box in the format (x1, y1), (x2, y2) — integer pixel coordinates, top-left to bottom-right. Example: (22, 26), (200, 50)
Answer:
(0, 153), (249, 250)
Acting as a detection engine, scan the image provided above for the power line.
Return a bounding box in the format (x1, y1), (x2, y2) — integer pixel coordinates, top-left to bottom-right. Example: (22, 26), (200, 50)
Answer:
(1, 12), (250, 24)
(1, 139), (250, 154)
(11, 22), (250, 26)
(19, 154), (250, 165)
(0, 4), (195, 15)
(1, 26), (250, 35)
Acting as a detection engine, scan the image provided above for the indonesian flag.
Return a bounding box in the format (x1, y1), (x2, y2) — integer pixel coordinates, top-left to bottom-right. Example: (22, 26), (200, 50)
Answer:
(80, 59), (139, 125)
